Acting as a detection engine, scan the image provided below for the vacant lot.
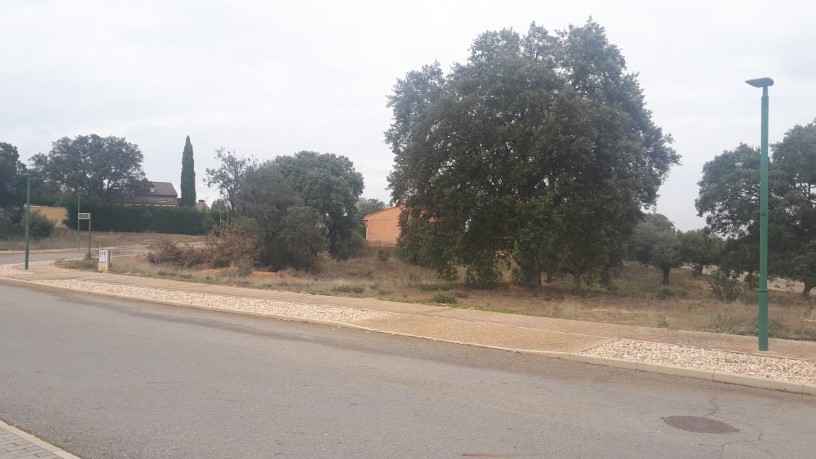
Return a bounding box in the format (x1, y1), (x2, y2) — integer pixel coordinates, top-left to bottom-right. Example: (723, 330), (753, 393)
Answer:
(59, 246), (816, 342)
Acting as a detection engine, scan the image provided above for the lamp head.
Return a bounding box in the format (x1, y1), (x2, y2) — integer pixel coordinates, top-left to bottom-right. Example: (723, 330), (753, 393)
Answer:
(746, 77), (774, 88)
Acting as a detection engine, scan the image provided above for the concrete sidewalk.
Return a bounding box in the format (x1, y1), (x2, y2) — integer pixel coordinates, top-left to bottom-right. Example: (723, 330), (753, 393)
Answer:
(0, 419), (78, 459)
(2, 259), (816, 395)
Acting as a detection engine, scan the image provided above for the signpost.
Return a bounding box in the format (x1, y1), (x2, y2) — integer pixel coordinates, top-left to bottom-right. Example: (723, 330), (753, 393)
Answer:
(78, 212), (91, 257)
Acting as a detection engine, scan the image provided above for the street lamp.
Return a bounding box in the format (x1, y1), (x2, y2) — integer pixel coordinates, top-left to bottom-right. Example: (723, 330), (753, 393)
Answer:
(745, 77), (774, 351)
(23, 174), (31, 270)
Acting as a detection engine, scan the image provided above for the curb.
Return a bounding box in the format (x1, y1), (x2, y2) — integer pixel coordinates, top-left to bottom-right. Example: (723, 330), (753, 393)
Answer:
(0, 418), (81, 459)
(2, 272), (815, 396)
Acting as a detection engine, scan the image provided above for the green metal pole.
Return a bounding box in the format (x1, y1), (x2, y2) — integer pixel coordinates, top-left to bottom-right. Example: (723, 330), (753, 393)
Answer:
(758, 86), (770, 351)
(24, 176), (31, 270)
(76, 194), (81, 250)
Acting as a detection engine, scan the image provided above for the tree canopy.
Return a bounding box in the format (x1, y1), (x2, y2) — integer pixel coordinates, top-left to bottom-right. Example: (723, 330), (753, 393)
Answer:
(628, 213), (682, 286)
(357, 197), (386, 218)
(697, 119), (816, 297)
(386, 20), (678, 287)
(30, 134), (148, 202)
(272, 151), (365, 260)
(180, 136), (196, 207)
(0, 142), (25, 205)
(205, 148), (257, 214)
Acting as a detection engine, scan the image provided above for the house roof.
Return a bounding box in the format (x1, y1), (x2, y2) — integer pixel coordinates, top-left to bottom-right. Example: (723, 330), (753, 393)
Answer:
(148, 181), (178, 197)
(362, 205), (403, 221)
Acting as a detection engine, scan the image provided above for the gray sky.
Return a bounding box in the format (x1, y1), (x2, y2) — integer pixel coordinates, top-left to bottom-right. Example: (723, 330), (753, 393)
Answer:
(1, 0), (814, 230)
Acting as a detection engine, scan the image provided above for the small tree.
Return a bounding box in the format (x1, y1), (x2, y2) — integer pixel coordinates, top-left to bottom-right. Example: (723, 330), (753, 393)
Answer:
(204, 148), (257, 214)
(179, 136), (196, 207)
(629, 213), (682, 286)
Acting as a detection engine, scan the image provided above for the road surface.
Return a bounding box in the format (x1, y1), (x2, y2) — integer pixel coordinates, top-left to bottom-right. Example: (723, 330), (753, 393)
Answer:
(1, 283), (814, 458)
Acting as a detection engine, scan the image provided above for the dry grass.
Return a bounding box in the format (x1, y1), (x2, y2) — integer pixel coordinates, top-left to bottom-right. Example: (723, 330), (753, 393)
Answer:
(60, 246), (816, 342)
(0, 228), (206, 251)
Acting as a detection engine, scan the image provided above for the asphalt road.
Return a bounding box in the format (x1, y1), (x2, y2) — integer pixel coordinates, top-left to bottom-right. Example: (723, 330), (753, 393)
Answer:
(0, 248), (146, 265)
(1, 284), (815, 458)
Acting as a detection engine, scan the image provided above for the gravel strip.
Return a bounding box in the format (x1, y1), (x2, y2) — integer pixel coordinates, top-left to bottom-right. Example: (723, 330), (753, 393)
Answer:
(581, 339), (816, 385)
(8, 275), (389, 324)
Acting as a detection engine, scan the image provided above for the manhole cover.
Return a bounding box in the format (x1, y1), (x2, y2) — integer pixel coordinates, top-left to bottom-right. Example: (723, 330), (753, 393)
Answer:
(664, 416), (739, 434)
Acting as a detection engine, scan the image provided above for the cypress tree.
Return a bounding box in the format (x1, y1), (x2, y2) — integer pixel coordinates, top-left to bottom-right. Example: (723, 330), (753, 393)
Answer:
(180, 135), (196, 207)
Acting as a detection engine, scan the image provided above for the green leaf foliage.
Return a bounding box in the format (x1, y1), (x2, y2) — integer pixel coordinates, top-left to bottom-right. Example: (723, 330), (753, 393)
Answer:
(179, 136), (196, 207)
(63, 201), (207, 235)
(628, 213), (682, 286)
(386, 20), (678, 287)
(697, 119), (816, 296)
(0, 142), (26, 206)
(31, 135), (149, 202)
(272, 151), (364, 260)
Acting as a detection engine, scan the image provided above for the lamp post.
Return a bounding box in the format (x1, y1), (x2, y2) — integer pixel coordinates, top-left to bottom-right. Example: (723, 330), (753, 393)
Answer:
(76, 193), (81, 251)
(746, 77), (774, 351)
(24, 175), (31, 270)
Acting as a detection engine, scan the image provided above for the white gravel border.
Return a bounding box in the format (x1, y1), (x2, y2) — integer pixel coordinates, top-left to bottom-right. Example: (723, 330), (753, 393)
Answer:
(0, 264), (388, 324)
(581, 339), (816, 385)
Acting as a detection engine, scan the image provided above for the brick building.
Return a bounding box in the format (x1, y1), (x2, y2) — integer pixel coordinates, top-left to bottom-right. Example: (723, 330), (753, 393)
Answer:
(362, 206), (403, 247)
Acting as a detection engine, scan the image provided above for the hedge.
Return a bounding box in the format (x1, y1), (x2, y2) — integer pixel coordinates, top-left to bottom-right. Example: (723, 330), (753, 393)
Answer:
(63, 202), (208, 235)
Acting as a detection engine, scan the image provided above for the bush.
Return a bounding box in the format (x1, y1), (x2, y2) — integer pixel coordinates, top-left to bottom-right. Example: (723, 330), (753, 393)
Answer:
(709, 271), (742, 302)
(377, 248), (392, 263)
(0, 206), (54, 240)
(235, 258), (253, 277)
(207, 226), (259, 269)
(147, 238), (210, 268)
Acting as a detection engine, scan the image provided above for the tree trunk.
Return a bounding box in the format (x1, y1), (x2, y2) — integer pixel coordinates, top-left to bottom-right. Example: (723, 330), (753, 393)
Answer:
(803, 280), (815, 299)
(518, 256), (542, 287)
(661, 267), (670, 286)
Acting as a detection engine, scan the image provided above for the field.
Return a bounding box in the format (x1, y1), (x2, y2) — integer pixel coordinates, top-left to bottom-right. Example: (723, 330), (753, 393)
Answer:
(58, 245), (816, 342)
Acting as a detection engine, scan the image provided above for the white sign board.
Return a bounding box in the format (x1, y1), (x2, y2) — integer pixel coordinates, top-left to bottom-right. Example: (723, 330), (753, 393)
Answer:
(78, 212), (91, 220)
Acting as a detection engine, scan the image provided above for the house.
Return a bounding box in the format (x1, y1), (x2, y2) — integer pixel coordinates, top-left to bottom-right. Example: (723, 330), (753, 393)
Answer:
(362, 206), (403, 247)
(126, 181), (178, 206)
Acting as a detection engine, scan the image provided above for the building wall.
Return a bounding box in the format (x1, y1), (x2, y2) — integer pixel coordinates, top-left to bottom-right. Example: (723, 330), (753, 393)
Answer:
(30, 206), (68, 229)
(362, 206), (403, 247)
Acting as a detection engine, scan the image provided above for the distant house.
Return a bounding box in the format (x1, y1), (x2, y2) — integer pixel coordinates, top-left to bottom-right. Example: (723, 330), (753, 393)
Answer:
(195, 199), (209, 211)
(362, 206), (403, 247)
(123, 181), (179, 206)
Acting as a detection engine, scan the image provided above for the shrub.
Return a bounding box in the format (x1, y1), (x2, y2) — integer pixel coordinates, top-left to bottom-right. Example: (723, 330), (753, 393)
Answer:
(0, 206), (54, 240)
(147, 238), (210, 268)
(377, 248), (392, 263)
(235, 258), (253, 277)
(207, 226), (259, 269)
(709, 271), (742, 302)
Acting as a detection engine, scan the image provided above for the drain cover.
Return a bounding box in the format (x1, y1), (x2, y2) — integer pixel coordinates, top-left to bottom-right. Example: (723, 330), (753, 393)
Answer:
(664, 416), (739, 434)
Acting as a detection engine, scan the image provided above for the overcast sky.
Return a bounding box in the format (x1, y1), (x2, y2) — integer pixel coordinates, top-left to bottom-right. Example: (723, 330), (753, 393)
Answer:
(1, 0), (814, 230)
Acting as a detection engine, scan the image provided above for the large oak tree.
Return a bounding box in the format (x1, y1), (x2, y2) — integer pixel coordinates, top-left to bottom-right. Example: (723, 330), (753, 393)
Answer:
(31, 134), (148, 202)
(386, 21), (678, 287)
(697, 120), (816, 297)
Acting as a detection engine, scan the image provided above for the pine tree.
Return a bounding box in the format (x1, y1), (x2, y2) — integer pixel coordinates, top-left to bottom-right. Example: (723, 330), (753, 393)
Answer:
(180, 135), (196, 207)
